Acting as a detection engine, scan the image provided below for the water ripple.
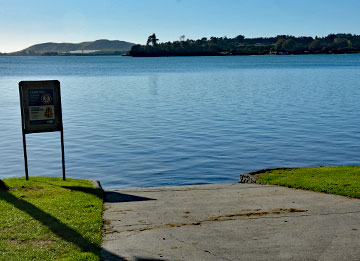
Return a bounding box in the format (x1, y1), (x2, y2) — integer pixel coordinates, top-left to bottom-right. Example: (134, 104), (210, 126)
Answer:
(1, 55), (360, 188)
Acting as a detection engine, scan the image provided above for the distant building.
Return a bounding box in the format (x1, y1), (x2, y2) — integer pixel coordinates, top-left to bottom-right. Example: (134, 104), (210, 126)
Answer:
(68, 50), (99, 54)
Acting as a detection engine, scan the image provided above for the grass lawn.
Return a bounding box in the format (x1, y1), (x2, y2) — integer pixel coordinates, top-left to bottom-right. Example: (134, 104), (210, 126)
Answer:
(256, 166), (360, 198)
(0, 177), (103, 260)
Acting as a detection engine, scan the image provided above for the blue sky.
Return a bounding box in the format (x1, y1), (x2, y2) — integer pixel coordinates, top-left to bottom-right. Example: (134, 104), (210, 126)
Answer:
(1, 0), (360, 52)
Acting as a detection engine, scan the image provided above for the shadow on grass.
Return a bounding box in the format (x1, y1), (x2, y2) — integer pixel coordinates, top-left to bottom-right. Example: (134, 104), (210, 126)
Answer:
(0, 189), (112, 258)
(61, 187), (155, 203)
(0, 179), (8, 191)
(61, 186), (103, 199)
(105, 191), (156, 203)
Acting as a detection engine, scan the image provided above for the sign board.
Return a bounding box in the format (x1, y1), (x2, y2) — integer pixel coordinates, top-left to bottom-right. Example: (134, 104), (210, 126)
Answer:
(19, 80), (63, 134)
(19, 80), (65, 180)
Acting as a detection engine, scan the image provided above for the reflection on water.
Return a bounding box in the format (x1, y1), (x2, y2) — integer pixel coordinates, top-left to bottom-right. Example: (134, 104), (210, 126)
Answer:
(148, 75), (159, 96)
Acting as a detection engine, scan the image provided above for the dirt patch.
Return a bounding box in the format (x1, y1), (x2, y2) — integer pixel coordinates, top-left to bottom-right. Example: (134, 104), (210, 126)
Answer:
(286, 208), (307, 212)
(209, 208), (307, 221)
(122, 208), (308, 233)
(103, 219), (111, 225)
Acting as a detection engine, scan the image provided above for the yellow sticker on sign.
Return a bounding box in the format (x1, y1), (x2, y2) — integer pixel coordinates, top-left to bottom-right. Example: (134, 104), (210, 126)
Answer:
(44, 106), (53, 118)
(29, 105), (55, 121)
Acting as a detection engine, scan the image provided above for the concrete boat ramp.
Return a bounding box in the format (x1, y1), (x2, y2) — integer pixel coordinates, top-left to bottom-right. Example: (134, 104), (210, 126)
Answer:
(101, 183), (360, 261)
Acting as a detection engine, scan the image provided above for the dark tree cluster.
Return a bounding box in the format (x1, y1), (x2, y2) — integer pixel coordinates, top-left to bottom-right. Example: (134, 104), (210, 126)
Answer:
(129, 33), (360, 57)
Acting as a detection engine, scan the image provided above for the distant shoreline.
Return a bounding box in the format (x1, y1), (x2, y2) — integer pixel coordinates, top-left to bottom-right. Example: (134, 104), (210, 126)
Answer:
(129, 33), (360, 57)
(2, 52), (360, 57)
(128, 51), (360, 57)
(0, 52), (128, 57)
(3, 34), (360, 57)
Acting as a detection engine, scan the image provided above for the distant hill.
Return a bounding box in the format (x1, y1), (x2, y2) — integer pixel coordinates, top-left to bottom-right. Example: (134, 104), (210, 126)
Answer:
(8, 39), (136, 56)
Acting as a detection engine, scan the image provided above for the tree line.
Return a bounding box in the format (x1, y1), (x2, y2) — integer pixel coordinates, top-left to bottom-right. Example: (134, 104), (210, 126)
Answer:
(129, 33), (360, 56)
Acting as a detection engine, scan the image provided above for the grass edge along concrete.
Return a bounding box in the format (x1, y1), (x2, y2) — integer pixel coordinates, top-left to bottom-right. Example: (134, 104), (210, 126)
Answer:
(0, 177), (103, 260)
(256, 166), (360, 198)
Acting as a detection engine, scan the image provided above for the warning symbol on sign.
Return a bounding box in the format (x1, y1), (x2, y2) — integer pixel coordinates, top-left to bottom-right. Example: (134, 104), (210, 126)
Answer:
(41, 93), (52, 105)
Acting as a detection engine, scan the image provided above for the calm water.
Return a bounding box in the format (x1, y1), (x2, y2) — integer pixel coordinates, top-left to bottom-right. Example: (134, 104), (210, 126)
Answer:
(1, 55), (360, 189)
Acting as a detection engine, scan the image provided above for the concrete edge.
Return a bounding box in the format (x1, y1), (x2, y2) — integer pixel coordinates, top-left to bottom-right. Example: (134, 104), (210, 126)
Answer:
(239, 167), (299, 184)
(91, 180), (103, 190)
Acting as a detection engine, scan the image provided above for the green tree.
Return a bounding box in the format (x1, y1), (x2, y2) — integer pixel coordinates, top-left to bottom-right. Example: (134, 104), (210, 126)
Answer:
(309, 39), (323, 52)
(275, 38), (286, 52)
(146, 33), (159, 46)
(235, 35), (245, 42)
(282, 39), (296, 52)
(333, 38), (350, 48)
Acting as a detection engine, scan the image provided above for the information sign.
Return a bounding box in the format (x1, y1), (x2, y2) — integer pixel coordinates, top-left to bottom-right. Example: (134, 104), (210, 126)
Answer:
(19, 81), (62, 134)
(19, 80), (65, 180)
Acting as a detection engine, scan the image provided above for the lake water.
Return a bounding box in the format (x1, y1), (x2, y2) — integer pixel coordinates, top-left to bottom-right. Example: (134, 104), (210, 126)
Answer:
(1, 55), (359, 189)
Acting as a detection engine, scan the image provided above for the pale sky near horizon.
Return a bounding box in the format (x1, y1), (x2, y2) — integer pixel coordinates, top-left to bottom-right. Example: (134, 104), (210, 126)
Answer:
(1, 0), (360, 52)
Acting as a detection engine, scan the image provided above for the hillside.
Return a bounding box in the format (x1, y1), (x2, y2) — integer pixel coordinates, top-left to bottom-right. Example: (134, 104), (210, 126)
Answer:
(9, 39), (135, 56)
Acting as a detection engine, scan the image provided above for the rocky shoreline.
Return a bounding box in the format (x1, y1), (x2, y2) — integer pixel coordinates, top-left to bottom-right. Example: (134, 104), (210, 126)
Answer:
(238, 167), (298, 183)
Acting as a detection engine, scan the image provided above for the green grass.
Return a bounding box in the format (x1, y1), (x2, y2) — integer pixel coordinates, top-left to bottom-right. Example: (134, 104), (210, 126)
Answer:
(0, 177), (103, 260)
(256, 166), (360, 198)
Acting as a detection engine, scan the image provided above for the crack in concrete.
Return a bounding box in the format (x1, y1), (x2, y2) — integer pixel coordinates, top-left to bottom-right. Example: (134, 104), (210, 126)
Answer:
(245, 210), (360, 220)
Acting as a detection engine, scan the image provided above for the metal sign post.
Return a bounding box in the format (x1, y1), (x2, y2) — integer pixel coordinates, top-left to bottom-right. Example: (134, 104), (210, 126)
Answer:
(19, 80), (66, 180)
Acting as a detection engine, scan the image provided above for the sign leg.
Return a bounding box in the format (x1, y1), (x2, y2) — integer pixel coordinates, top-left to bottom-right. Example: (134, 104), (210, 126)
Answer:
(22, 130), (29, 180)
(61, 130), (66, 181)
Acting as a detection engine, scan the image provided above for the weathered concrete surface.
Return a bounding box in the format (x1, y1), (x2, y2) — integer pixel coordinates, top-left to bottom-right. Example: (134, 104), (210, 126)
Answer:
(101, 184), (360, 261)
